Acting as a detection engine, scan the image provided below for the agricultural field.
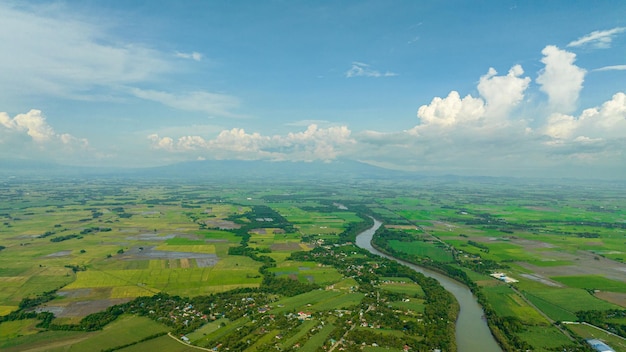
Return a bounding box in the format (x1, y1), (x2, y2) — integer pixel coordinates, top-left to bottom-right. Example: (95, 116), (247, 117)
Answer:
(370, 179), (626, 351)
(2, 176), (626, 351)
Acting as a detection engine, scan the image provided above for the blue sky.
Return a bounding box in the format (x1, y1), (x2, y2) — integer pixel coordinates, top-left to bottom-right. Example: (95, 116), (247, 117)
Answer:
(1, 1), (625, 178)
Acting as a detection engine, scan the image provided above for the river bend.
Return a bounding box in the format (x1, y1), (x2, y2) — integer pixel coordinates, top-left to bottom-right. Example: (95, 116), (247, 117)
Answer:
(355, 219), (502, 352)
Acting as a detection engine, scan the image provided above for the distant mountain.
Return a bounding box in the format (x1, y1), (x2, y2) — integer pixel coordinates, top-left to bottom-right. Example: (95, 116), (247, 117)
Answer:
(0, 158), (414, 181)
(137, 159), (412, 180)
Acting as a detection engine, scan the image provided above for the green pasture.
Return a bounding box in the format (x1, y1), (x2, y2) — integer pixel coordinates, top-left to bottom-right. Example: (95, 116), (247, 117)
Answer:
(301, 323), (335, 352)
(388, 240), (453, 262)
(117, 334), (198, 352)
(517, 325), (575, 351)
(271, 290), (344, 313)
(482, 285), (548, 325)
(280, 319), (317, 349)
(1, 315), (168, 352)
(522, 288), (620, 322)
(193, 316), (248, 348)
(552, 275), (626, 293)
(1, 330), (88, 352)
(185, 318), (228, 343)
(0, 319), (40, 340)
(269, 261), (343, 284)
(63, 260), (262, 297)
(380, 278), (425, 297)
(310, 292), (364, 310)
(390, 299), (425, 313)
(197, 229), (240, 242)
(61, 315), (168, 352)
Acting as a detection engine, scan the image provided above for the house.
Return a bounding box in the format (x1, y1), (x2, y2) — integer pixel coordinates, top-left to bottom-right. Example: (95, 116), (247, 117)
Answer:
(297, 311), (312, 320)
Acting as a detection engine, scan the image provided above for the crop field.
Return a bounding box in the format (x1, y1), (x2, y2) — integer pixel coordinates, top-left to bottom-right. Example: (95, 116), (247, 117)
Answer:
(2, 177), (626, 351)
(482, 284), (548, 325)
(380, 277), (425, 297)
(269, 261), (343, 284)
(387, 239), (454, 262)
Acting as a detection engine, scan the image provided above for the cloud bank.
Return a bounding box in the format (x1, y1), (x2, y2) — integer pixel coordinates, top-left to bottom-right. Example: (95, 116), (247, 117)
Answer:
(145, 44), (626, 178)
(0, 110), (88, 158)
(149, 124), (354, 162)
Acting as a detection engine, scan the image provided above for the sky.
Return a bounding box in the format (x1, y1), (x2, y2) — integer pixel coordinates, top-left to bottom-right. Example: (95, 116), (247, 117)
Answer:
(1, 0), (626, 179)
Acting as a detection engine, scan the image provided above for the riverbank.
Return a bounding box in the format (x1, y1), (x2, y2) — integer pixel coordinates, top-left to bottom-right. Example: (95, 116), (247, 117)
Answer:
(355, 219), (502, 352)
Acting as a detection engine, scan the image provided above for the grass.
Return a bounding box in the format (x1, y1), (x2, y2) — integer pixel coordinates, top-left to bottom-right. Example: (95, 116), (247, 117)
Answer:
(388, 240), (453, 262)
(0, 319), (40, 340)
(0, 330), (89, 351)
(380, 279), (425, 297)
(482, 285), (548, 325)
(185, 318), (228, 343)
(516, 325), (575, 351)
(551, 275), (626, 293)
(522, 288), (621, 322)
(63, 315), (169, 351)
(117, 334), (198, 352)
(311, 292), (365, 311)
(301, 323), (335, 352)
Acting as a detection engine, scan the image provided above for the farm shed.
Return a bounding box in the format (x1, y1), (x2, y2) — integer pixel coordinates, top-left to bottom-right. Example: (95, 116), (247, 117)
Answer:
(586, 339), (615, 352)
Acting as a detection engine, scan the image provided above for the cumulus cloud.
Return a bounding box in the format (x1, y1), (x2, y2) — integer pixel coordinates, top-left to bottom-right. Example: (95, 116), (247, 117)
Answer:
(536, 45), (586, 113)
(0, 109), (88, 146)
(345, 62), (397, 78)
(175, 51), (203, 61)
(148, 124), (353, 162)
(414, 91), (485, 128)
(412, 65), (530, 130)
(477, 65), (531, 119)
(130, 89), (242, 117)
(543, 92), (626, 140)
(567, 27), (626, 49)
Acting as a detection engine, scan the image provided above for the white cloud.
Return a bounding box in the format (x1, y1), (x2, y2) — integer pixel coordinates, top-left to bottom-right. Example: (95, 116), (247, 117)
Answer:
(175, 51), (203, 61)
(148, 124), (353, 162)
(567, 27), (626, 49)
(0, 3), (170, 99)
(130, 88), (242, 117)
(477, 65), (531, 119)
(536, 45), (586, 113)
(593, 65), (626, 72)
(414, 91), (485, 128)
(412, 65), (530, 130)
(0, 110), (87, 147)
(543, 92), (626, 140)
(0, 3), (241, 117)
(351, 49), (626, 177)
(345, 62), (397, 78)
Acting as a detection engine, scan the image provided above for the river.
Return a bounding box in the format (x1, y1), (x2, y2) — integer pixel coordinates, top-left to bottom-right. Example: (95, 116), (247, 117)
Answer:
(355, 219), (502, 352)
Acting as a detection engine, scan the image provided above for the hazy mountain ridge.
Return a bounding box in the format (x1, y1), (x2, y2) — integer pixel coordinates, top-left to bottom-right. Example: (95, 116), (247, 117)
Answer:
(0, 159), (411, 180)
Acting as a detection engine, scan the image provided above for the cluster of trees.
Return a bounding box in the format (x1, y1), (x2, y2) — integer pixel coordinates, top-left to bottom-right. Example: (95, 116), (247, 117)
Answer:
(576, 309), (626, 338)
(50, 234), (79, 242)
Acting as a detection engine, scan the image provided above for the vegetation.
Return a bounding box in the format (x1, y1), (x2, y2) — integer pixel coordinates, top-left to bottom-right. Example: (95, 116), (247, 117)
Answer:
(1, 176), (626, 351)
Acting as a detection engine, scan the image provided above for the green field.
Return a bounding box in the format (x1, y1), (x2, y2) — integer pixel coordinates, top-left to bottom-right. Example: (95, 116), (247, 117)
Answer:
(2, 177), (626, 351)
(388, 240), (453, 262)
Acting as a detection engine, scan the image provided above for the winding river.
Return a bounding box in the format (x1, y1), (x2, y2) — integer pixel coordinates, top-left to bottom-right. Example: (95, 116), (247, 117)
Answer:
(355, 219), (502, 352)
